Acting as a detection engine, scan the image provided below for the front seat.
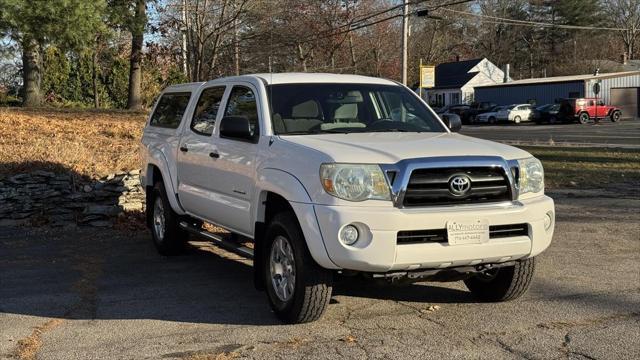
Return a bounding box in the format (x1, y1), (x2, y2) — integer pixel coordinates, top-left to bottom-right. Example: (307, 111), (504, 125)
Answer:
(282, 100), (323, 133)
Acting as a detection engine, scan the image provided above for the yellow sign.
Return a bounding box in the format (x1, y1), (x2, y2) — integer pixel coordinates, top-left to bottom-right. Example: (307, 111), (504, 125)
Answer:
(420, 65), (435, 88)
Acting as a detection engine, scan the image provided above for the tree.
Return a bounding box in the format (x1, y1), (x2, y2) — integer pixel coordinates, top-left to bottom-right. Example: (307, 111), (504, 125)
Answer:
(0, 0), (105, 106)
(605, 0), (640, 60)
(108, 0), (148, 110)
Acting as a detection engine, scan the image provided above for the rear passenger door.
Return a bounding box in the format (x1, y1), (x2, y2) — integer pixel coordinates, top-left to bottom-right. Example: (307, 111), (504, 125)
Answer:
(176, 85), (228, 218)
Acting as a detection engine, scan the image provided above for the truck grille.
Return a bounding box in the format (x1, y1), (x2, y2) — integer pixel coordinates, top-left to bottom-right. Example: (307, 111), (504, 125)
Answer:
(397, 223), (529, 245)
(402, 167), (511, 207)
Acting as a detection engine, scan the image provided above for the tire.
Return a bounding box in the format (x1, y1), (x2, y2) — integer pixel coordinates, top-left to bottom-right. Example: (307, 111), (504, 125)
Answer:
(464, 258), (535, 302)
(488, 116), (496, 125)
(578, 112), (590, 124)
(264, 212), (333, 323)
(149, 181), (187, 255)
(549, 116), (557, 124)
(610, 110), (621, 122)
(513, 115), (521, 124)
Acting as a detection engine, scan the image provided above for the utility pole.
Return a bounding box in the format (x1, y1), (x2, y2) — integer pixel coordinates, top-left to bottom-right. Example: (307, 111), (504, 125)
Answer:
(401, 0), (409, 85)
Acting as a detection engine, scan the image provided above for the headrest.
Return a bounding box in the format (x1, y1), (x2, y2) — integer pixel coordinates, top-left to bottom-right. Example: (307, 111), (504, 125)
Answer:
(334, 103), (358, 119)
(291, 100), (319, 118)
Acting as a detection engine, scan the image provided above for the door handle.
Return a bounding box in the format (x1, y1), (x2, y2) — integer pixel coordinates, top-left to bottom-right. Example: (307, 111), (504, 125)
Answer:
(209, 152), (220, 159)
(179, 146), (188, 152)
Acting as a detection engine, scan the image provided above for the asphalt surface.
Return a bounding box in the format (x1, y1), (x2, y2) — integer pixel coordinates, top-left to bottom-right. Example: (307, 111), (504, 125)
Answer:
(1, 190), (639, 360)
(461, 119), (640, 148)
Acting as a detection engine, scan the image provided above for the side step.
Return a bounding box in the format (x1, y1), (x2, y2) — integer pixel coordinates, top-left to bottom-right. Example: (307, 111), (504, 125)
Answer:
(179, 221), (254, 259)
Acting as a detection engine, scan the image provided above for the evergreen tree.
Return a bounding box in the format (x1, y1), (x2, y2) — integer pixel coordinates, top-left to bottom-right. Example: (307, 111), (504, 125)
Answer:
(0, 0), (106, 106)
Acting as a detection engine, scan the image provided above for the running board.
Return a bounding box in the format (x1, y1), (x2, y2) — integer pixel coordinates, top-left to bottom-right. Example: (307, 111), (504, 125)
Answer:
(179, 221), (254, 259)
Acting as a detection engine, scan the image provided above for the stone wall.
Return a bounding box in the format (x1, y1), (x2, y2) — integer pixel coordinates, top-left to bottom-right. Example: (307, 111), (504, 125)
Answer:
(0, 170), (145, 227)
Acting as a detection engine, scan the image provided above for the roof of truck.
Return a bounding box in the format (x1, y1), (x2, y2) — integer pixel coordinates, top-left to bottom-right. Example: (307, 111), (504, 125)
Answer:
(163, 73), (400, 92)
(252, 73), (398, 85)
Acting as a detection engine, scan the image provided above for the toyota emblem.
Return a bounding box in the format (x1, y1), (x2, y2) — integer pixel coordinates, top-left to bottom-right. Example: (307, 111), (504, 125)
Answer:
(449, 175), (471, 196)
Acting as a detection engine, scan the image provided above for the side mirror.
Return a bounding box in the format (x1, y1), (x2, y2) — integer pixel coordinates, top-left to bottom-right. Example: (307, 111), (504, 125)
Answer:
(442, 114), (462, 132)
(219, 116), (255, 142)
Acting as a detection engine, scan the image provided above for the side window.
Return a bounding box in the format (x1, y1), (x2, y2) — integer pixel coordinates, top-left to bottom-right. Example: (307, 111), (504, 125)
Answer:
(191, 86), (226, 136)
(224, 86), (259, 139)
(588, 100), (595, 106)
(150, 92), (191, 129)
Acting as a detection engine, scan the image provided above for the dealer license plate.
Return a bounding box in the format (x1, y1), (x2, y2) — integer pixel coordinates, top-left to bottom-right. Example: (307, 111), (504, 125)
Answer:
(446, 219), (490, 245)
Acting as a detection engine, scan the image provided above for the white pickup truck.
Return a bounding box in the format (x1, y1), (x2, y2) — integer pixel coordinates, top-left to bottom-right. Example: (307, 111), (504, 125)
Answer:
(140, 73), (555, 323)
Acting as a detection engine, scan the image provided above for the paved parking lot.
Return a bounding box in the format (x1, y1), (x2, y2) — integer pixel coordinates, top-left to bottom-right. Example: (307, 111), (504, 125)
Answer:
(1, 188), (639, 359)
(461, 119), (640, 148)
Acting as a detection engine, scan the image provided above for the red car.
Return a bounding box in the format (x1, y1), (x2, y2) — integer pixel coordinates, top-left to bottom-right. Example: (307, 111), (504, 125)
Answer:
(559, 98), (622, 124)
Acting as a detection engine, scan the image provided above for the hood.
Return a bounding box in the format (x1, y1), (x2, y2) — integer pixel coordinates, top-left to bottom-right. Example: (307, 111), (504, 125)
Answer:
(279, 132), (531, 164)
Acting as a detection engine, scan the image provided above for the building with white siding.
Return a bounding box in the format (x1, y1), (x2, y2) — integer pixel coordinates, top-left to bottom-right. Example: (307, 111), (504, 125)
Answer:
(424, 58), (507, 107)
(474, 71), (640, 119)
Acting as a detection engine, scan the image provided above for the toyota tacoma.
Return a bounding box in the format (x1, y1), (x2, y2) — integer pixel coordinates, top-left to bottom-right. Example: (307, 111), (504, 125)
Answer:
(140, 73), (555, 323)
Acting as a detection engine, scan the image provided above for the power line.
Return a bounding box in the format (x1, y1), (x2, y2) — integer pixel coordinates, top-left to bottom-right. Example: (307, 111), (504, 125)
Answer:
(440, 8), (630, 31)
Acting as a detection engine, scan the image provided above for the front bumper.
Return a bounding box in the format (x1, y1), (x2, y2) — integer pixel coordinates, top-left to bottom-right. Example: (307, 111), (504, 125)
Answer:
(312, 195), (554, 272)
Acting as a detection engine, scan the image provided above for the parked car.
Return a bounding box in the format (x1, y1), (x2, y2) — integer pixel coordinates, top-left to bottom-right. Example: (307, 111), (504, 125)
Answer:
(464, 101), (498, 123)
(435, 104), (469, 117)
(141, 73), (555, 323)
(559, 98), (622, 124)
(474, 105), (506, 124)
(496, 104), (533, 124)
(532, 104), (563, 124)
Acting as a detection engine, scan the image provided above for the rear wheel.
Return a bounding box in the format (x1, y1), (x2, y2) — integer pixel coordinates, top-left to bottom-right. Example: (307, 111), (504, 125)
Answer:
(578, 112), (590, 124)
(464, 258), (535, 302)
(549, 115), (558, 124)
(264, 212), (333, 323)
(610, 110), (621, 122)
(488, 116), (496, 125)
(149, 181), (187, 255)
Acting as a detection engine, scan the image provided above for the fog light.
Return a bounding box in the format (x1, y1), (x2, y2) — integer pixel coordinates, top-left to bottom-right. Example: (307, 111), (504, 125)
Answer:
(339, 224), (359, 246)
(544, 211), (553, 231)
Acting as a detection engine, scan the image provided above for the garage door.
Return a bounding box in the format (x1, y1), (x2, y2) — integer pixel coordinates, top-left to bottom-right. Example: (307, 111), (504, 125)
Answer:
(610, 87), (639, 119)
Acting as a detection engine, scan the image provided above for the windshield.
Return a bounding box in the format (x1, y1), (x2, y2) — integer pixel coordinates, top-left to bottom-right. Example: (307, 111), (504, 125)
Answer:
(267, 83), (446, 135)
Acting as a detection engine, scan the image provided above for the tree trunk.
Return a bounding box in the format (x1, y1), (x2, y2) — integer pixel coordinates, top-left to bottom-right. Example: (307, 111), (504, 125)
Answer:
(93, 39), (100, 108)
(127, 0), (146, 110)
(21, 39), (42, 107)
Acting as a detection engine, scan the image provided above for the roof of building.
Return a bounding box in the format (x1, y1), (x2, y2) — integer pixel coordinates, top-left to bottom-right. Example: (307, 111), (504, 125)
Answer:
(432, 58), (485, 89)
(476, 70), (640, 88)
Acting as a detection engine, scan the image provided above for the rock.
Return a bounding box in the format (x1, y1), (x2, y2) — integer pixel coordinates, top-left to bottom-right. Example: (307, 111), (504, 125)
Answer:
(83, 205), (121, 216)
(32, 170), (55, 178)
(94, 182), (105, 190)
(83, 185), (93, 193)
(88, 220), (112, 227)
(128, 169), (141, 176)
(0, 218), (29, 227)
(120, 202), (144, 212)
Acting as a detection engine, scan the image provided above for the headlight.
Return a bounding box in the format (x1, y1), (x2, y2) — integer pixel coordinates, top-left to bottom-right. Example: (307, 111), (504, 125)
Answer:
(517, 157), (544, 195)
(320, 164), (390, 202)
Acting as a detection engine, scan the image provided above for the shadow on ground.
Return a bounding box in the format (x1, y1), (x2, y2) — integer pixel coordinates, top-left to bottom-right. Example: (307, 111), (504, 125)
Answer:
(0, 226), (474, 326)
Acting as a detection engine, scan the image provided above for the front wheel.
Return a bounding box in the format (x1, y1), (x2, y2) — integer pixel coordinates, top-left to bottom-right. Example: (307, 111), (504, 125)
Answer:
(264, 212), (333, 323)
(488, 116), (496, 125)
(513, 115), (521, 124)
(610, 110), (621, 122)
(464, 258), (535, 302)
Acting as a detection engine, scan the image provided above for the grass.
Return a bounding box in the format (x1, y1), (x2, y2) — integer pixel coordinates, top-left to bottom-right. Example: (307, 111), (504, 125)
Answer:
(520, 146), (640, 190)
(0, 107), (146, 178)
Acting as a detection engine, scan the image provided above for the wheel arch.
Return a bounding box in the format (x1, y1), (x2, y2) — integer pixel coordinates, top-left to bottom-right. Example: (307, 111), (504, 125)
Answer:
(252, 168), (338, 290)
(144, 158), (185, 216)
